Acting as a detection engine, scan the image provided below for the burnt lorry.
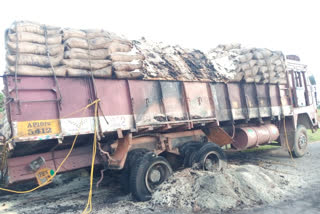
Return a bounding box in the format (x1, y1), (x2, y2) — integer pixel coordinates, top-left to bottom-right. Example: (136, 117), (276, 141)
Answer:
(0, 57), (318, 201)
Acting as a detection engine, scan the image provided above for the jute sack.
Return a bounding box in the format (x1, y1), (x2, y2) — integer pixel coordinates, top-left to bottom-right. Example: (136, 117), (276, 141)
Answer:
(267, 64), (276, 72)
(237, 53), (253, 63)
(265, 55), (279, 65)
(259, 66), (268, 73)
(243, 69), (253, 78)
(108, 42), (132, 53)
(64, 37), (111, 49)
(257, 59), (267, 66)
(251, 66), (259, 75)
(276, 72), (286, 78)
(273, 59), (283, 66)
(114, 70), (144, 79)
(269, 71), (276, 78)
(269, 78), (278, 84)
(64, 37), (131, 50)
(232, 72), (244, 82)
(113, 61), (143, 71)
(7, 41), (63, 56)
(253, 49), (273, 59)
(63, 29), (110, 40)
(8, 65), (66, 76)
(245, 77), (255, 83)
(7, 54), (63, 66)
(110, 52), (145, 62)
(12, 22), (60, 35)
(278, 78), (288, 84)
(62, 28), (127, 41)
(8, 32), (62, 44)
(63, 59), (111, 70)
(246, 75), (262, 83)
(64, 48), (109, 60)
(67, 66), (112, 78)
(217, 43), (241, 51)
(255, 75), (262, 83)
(263, 72), (270, 79)
(63, 29), (98, 40)
(240, 60), (256, 71)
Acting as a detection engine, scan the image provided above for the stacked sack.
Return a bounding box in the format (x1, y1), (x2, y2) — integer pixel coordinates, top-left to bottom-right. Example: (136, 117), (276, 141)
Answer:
(62, 29), (144, 78)
(5, 21), (66, 76)
(207, 44), (287, 84)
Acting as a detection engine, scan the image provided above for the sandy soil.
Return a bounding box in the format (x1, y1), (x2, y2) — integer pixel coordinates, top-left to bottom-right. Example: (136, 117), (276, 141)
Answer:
(0, 142), (319, 214)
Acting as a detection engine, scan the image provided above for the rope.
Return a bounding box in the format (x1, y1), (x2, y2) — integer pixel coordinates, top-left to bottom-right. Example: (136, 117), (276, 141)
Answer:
(85, 33), (109, 128)
(283, 117), (295, 163)
(14, 22), (19, 101)
(82, 99), (99, 214)
(43, 25), (63, 104)
(0, 99), (100, 214)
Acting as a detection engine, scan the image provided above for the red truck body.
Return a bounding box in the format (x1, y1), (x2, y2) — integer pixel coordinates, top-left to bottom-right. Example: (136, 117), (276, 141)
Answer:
(1, 60), (318, 189)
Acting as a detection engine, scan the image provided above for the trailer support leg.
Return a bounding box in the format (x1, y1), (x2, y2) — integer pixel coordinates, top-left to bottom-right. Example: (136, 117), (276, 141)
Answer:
(108, 133), (132, 169)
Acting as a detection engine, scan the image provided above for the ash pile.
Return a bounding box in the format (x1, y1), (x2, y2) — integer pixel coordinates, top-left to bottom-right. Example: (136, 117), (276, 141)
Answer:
(5, 21), (287, 84)
(150, 164), (302, 213)
(133, 39), (218, 81)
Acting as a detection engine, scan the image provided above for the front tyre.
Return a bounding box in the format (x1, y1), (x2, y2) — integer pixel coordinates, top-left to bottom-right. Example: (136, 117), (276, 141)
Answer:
(292, 125), (308, 158)
(129, 152), (172, 201)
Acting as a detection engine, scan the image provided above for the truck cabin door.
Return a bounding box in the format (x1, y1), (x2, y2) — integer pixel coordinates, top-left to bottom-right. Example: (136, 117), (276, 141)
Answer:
(291, 70), (310, 107)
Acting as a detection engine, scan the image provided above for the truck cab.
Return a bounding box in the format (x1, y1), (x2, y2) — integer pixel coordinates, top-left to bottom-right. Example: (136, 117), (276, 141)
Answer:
(286, 56), (318, 129)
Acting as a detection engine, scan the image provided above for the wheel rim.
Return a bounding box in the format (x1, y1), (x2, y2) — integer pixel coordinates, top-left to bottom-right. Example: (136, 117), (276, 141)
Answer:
(202, 151), (220, 171)
(298, 134), (307, 150)
(145, 161), (170, 193)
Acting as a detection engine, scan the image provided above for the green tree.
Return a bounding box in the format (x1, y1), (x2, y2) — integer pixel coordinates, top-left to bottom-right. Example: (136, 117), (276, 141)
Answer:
(0, 93), (4, 112)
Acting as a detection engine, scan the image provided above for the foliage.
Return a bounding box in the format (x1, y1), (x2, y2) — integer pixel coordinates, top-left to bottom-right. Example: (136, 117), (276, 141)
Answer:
(0, 93), (4, 112)
(308, 108), (320, 142)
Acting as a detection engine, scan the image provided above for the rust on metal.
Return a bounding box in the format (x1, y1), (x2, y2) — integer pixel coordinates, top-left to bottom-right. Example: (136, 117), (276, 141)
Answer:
(204, 124), (233, 146)
(232, 124), (279, 150)
(108, 133), (132, 169)
(7, 145), (101, 184)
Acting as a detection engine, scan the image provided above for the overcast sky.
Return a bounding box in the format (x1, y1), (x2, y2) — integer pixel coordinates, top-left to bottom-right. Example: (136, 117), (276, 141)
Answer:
(0, 0), (319, 85)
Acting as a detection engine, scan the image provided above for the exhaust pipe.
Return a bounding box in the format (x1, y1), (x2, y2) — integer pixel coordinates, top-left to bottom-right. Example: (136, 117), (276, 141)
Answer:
(232, 124), (279, 150)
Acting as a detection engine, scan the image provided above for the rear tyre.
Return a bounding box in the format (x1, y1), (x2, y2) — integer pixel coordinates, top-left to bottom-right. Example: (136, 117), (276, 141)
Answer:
(194, 142), (227, 171)
(120, 148), (148, 193)
(129, 152), (172, 201)
(292, 125), (308, 158)
(180, 142), (203, 167)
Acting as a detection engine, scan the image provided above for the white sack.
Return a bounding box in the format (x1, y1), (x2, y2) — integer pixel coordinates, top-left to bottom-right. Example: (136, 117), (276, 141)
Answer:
(8, 32), (62, 44)
(8, 65), (66, 76)
(7, 41), (63, 56)
(63, 59), (111, 70)
(7, 54), (63, 66)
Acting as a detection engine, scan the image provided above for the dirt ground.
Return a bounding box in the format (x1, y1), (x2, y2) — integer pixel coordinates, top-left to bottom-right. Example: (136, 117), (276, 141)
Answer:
(0, 142), (319, 214)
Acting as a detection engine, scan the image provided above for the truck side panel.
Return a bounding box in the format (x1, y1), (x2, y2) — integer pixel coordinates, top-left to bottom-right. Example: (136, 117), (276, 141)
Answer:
(5, 76), (293, 143)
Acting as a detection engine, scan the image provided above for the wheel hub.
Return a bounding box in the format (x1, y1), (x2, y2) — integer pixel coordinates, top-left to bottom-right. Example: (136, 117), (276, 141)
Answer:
(148, 169), (161, 183)
(298, 134), (307, 150)
(203, 152), (219, 171)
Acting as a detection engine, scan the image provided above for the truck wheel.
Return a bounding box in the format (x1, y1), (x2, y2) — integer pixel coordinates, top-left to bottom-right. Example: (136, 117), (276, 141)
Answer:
(180, 142), (203, 167)
(179, 141), (203, 156)
(120, 148), (148, 193)
(292, 125), (308, 158)
(195, 143), (227, 171)
(129, 152), (172, 201)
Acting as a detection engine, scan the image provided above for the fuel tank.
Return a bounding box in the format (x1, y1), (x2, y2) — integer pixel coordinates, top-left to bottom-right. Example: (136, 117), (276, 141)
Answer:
(232, 124), (279, 150)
